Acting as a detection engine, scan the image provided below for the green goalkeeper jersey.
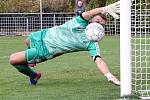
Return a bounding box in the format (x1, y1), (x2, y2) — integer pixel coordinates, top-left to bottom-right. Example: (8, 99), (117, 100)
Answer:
(43, 16), (101, 60)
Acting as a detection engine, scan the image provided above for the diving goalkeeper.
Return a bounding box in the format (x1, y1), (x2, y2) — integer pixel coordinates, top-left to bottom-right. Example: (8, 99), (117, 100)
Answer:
(9, 1), (120, 85)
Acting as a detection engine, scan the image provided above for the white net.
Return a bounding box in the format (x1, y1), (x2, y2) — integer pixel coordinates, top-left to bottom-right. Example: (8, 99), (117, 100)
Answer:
(131, 0), (150, 98)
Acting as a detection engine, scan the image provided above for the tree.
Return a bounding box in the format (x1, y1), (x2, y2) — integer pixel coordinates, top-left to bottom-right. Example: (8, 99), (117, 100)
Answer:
(0, 0), (126, 13)
(0, 0), (40, 13)
(85, 0), (106, 11)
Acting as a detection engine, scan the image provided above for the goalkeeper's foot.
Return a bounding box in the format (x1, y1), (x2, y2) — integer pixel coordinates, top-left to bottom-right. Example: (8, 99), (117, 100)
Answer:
(29, 71), (42, 85)
(105, 73), (120, 86)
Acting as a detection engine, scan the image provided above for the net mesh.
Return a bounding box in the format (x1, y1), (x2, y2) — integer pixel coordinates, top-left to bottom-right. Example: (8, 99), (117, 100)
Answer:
(131, 0), (150, 98)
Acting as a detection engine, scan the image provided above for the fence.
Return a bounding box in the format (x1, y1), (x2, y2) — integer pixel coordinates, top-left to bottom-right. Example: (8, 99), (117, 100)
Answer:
(0, 12), (120, 36)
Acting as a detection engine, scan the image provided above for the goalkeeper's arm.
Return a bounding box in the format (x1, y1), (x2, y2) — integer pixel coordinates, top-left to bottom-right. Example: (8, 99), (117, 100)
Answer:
(82, 1), (120, 20)
(94, 56), (120, 85)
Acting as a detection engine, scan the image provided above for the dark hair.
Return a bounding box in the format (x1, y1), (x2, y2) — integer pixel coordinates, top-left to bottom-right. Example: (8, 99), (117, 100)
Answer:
(98, 13), (107, 21)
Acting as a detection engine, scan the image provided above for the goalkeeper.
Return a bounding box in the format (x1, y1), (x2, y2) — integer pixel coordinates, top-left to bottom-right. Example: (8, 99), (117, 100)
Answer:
(9, 1), (120, 85)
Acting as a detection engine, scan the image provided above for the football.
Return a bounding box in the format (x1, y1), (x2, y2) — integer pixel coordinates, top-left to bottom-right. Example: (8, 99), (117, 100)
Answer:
(85, 23), (105, 41)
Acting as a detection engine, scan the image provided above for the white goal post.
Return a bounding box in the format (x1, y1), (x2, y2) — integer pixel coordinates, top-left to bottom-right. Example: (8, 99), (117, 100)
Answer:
(120, 0), (150, 99)
(120, 0), (132, 97)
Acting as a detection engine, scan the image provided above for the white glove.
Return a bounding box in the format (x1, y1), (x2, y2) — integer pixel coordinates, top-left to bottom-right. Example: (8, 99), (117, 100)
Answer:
(102, 1), (120, 19)
(105, 73), (120, 86)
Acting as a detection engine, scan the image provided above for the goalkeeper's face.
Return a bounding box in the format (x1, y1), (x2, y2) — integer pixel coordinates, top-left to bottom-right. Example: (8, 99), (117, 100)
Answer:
(90, 15), (107, 25)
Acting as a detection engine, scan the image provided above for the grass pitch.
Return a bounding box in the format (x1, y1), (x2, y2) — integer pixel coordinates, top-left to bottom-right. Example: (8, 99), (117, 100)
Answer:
(0, 36), (120, 100)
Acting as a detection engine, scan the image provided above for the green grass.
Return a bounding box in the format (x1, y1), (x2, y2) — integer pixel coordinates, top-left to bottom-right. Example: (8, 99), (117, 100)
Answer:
(0, 36), (120, 100)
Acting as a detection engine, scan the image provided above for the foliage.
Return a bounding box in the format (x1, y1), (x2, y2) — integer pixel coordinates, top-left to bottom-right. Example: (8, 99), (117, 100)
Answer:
(0, 0), (40, 13)
(66, 0), (74, 12)
(106, 0), (118, 5)
(85, 0), (106, 11)
(0, 0), (120, 13)
(48, 0), (74, 12)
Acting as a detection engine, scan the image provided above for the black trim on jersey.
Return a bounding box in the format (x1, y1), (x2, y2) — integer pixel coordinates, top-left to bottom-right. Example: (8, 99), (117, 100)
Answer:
(80, 13), (88, 21)
(93, 55), (101, 61)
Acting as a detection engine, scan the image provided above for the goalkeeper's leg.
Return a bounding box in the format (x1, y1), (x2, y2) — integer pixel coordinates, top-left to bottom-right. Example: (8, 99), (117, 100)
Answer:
(9, 50), (41, 85)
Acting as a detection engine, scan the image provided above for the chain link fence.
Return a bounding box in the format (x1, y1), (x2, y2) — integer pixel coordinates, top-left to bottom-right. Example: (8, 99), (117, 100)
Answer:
(0, 12), (120, 36)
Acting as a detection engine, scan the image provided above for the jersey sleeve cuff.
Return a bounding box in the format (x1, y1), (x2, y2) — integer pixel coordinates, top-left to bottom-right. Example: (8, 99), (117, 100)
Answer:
(80, 13), (88, 21)
(92, 55), (101, 61)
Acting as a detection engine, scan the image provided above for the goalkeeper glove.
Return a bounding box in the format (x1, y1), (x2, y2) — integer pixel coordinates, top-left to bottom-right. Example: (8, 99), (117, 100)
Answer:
(102, 1), (120, 19)
(105, 72), (120, 86)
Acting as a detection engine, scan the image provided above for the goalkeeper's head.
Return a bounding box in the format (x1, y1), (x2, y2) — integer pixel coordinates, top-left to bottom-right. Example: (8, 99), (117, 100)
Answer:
(89, 13), (107, 25)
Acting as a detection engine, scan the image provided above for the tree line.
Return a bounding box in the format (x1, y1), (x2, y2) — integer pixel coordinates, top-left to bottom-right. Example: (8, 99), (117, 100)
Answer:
(0, 0), (117, 13)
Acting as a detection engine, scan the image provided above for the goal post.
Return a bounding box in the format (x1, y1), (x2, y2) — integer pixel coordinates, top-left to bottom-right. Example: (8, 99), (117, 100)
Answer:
(120, 0), (132, 97)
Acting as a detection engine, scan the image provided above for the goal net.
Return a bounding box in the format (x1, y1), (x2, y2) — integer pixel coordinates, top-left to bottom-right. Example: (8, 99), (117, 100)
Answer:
(132, 0), (150, 99)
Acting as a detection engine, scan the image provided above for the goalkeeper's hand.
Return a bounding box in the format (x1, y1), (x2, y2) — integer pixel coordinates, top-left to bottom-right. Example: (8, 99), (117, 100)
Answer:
(105, 73), (120, 86)
(102, 1), (120, 19)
